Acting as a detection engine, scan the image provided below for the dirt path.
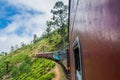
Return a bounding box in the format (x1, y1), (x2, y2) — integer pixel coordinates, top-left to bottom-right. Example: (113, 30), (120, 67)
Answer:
(52, 63), (67, 80)
(52, 63), (60, 80)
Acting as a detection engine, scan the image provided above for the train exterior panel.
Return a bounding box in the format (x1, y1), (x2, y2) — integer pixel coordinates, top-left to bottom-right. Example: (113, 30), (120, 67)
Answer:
(69, 0), (120, 80)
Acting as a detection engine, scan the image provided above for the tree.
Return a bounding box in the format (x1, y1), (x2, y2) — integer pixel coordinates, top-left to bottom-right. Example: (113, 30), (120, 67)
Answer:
(47, 1), (68, 46)
(11, 46), (14, 52)
(15, 44), (18, 50)
(4, 52), (7, 56)
(46, 26), (51, 37)
(33, 34), (38, 43)
(1, 52), (7, 55)
(21, 42), (25, 47)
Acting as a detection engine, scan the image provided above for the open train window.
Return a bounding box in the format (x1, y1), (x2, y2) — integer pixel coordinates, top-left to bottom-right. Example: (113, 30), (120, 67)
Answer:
(73, 37), (83, 80)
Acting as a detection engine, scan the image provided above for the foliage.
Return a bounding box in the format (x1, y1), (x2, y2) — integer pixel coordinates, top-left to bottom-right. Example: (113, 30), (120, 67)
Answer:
(10, 54), (29, 64)
(33, 34), (38, 44)
(11, 46), (14, 52)
(0, 61), (6, 78)
(46, 26), (51, 38)
(11, 58), (55, 80)
(10, 66), (20, 78)
(47, 1), (68, 46)
(48, 1), (68, 28)
(0, 54), (55, 80)
(0, 1), (68, 80)
(39, 72), (54, 80)
(0, 21), (68, 80)
(19, 62), (31, 73)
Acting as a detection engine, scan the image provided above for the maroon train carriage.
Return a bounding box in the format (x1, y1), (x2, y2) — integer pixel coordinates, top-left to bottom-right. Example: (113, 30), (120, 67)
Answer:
(69, 0), (120, 80)
(35, 52), (54, 59)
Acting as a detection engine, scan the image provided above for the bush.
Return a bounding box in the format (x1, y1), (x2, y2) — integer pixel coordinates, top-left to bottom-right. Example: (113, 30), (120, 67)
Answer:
(10, 66), (20, 78)
(0, 64), (6, 78)
(19, 62), (31, 73)
(40, 72), (54, 80)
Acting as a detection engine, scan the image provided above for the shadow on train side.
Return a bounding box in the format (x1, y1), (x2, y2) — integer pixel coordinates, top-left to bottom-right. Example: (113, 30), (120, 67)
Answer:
(35, 46), (70, 79)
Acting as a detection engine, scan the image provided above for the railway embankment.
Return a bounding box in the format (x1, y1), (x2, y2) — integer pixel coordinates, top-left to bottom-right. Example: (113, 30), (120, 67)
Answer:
(52, 63), (67, 80)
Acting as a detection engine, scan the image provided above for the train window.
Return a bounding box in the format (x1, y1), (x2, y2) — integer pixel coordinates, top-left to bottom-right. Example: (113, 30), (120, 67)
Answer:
(74, 46), (81, 71)
(73, 37), (83, 80)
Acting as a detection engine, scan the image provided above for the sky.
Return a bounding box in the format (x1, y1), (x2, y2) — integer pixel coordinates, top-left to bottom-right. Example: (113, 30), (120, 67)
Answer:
(0, 0), (68, 53)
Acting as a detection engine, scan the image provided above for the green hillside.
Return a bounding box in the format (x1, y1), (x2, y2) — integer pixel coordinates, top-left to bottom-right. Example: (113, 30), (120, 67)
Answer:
(0, 25), (68, 80)
(0, 1), (68, 80)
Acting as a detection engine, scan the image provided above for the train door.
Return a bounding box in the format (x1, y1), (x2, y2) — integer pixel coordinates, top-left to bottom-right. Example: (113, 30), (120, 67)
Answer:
(73, 37), (83, 80)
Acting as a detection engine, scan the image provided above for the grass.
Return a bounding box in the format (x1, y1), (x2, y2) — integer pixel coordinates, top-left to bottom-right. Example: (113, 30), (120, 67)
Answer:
(0, 25), (68, 80)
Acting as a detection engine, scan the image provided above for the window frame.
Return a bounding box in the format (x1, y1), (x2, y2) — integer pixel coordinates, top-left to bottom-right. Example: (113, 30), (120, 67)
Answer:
(72, 36), (83, 80)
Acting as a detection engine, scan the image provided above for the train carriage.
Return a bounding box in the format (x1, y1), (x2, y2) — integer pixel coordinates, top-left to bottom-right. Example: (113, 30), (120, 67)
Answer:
(69, 0), (120, 80)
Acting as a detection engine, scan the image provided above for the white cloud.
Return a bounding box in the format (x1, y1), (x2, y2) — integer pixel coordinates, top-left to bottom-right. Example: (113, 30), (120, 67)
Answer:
(0, 37), (7, 41)
(0, 34), (32, 53)
(0, 0), (68, 53)
(7, 0), (68, 20)
(7, 0), (68, 11)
